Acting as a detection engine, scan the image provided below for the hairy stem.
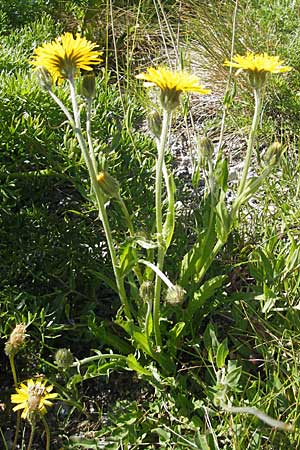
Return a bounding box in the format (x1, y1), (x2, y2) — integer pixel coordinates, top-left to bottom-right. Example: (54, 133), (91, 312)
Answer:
(153, 109), (171, 347)
(67, 78), (131, 318)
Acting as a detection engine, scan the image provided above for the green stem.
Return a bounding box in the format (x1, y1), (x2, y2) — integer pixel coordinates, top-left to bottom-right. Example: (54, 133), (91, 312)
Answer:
(145, 299), (153, 346)
(11, 412), (20, 450)
(26, 423), (35, 450)
(10, 355), (21, 450)
(71, 353), (127, 367)
(86, 98), (99, 174)
(197, 239), (224, 284)
(66, 78), (131, 319)
(117, 196), (143, 284)
(41, 416), (51, 450)
(9, 355), (17, 385)
(153, 109), (171, 347)
(236, 88), (262, 200)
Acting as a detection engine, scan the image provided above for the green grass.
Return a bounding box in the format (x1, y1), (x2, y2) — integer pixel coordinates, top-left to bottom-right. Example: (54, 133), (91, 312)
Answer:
(1, 1), (300, 449)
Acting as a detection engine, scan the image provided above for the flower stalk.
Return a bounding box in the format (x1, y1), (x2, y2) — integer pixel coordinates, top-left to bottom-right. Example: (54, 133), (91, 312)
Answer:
(153, 108), (171, 347)
(67, 78), (132, 319)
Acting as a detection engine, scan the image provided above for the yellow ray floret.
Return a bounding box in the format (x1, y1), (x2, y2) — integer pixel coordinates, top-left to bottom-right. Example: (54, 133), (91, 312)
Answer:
(11, 378), (58, 419)
(31, 32), (102, 83)
(136, 67), (211, 94)
(224, 52), (292, 75)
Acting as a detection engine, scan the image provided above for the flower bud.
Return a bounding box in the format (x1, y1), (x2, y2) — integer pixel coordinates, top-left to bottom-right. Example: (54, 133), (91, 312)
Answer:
(148, 111), (162, 138)
(165, 284), (186, 305)
(197, 136), (214, 161)
(5, 324), (27, 357)
(55, 348), (74, 369)
(97, 171), (120, 198)
(262, 142), (283, 166)
(34, 67), (53, 91)
(81, 74), (96, 100)
(139, 281), (154, 303)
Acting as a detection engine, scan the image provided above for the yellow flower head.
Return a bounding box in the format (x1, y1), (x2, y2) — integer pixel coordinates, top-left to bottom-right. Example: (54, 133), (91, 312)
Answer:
(224, 52), (292, 89)
(136, 67), (211, 111)
(11, 378), (58, 420)
(31, 32), (103, 83)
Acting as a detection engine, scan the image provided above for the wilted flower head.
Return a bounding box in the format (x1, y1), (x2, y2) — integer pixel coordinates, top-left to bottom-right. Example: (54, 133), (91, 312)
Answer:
(224, 52), (292, 89)
(166, 284), (186, 305)
(136, 67), (211, 111)
(31, 32), (102, 83)
(5, 324), (27, 357)
(11, 378), (58, 420)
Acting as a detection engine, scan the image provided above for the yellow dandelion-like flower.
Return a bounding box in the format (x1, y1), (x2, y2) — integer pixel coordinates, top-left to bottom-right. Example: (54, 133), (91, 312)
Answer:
(224, 52), (292, 89)
(11, 378), (58, 420)
(136, 67), (211, 111)
(31, 32), (103, 83)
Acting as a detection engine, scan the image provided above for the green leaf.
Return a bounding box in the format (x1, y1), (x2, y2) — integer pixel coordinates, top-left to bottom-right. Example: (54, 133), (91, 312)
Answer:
(185, 275), (227, 321)
(215, 196), (231, 243)
(119, 242), (137, 278)
(87, 269), (118, 293)
(136, 236), (158, 249)
(216, 339), (229, 369)
(127, 354), (152, 376)
(132, 330), (152, 356)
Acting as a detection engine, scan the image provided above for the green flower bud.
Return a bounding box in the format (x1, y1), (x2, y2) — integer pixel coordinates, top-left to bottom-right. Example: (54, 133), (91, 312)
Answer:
(34, 67), (53, 91)
(148, 111), (162, 138)
(55, 348), (74, 369)
(165, 284), (186, 306)
(81, 74), (96, 100)
(139, 281), (154, 303)
(263, 141), (283, 166)
(197, 136), (214, 161)
(97, 171), (120, 198)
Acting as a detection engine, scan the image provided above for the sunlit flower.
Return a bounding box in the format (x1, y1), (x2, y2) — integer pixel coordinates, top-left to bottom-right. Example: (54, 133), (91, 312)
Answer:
(11, 378), (58, 419)
(224, 52), (292, 89)
(136, 67), (211, 111)
(31, 32), (102, 83)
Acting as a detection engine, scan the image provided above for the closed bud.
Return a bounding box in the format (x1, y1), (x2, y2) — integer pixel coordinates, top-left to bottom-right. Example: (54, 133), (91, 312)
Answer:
(139, 281), (154, 303)
(55, 348), (74, 369)
(198, 136), (214, 160)
(263, 142), (283, 166)
(34, 67), (53, 91)
(97, 171), (120, 198)
(81, 74), (96, 100)
(148, 111), (162, 138)
(5, 324), (27, 357)
(166, 284), (186, 306)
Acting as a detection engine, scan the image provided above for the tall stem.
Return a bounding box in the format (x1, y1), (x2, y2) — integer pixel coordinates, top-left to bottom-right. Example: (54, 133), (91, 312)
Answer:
(10, 355), (20, 450)
(153, 109), (171, 347)
(66, 79), (131, 319)
(237, 88), (262, 198)
(26, 424), (35, 450)
(42, 416), (51, 450)
(86, 99), (99, 174)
